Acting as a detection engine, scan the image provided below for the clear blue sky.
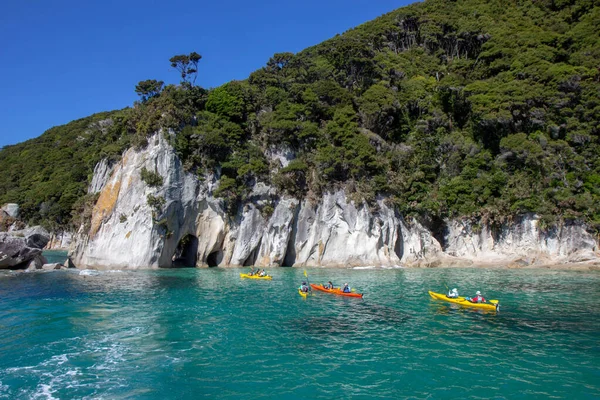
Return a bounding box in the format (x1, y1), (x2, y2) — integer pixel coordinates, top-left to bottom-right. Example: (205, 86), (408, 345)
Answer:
(0, 0), (412, 148)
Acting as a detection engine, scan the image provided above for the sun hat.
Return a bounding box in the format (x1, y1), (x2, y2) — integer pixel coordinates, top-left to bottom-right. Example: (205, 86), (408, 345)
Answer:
(476, 291), (481, 295)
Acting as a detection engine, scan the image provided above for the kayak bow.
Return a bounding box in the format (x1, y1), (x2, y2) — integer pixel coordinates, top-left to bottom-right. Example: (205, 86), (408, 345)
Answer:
(310, 284), (363, 298)
(240, 273), (272, 280)
(428, 291), (498, 311)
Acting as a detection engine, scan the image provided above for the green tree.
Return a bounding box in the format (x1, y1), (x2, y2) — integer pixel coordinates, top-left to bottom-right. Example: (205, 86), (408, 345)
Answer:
(135, 79), (164, 102)
(170, 52), (202, 86)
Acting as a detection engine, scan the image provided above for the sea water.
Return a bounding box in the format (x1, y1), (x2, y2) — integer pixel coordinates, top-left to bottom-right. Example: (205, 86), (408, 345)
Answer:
(0, 267), (598, 399)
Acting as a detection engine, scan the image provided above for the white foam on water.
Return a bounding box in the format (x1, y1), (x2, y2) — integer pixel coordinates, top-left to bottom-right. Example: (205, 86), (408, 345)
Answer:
(5, 365), (36, 373)
(353, 265), (405, 270)
(33, 384), (58, 400)
(79, 269), (100, 276)
(46, 354), (68, 366)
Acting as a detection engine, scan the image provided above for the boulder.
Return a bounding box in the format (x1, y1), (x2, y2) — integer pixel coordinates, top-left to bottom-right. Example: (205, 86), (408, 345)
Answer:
(42, 263), (63, 270)
(65, 257), (77, 268)
(0, 226), (51, 269)
(26, 254), (48, 270)
(1, 203), (20, 219)
(22, 226), (51, 249)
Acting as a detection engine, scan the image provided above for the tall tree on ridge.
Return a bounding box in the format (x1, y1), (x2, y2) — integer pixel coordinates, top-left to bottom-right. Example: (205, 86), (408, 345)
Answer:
(169, 52), (202, 86)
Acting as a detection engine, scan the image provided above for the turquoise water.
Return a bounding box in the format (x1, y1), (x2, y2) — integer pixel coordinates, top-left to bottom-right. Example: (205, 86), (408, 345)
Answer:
(42, 250), (68, 265)
(0, 267), (598, 399)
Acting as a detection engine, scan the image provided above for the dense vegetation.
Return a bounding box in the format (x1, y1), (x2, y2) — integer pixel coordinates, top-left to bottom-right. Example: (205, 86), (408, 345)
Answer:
(0, 0), (598, 233)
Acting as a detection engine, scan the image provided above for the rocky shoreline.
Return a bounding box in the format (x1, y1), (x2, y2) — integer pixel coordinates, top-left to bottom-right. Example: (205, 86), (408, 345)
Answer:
(3, 133), (599, 271)
(65, 132), (599, 270)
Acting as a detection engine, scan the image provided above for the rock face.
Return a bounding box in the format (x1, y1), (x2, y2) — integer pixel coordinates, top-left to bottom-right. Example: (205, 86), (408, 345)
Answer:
(70, 133), (200, 269)
(88, 158), (115, 194)
(0, 226), (49, 269)
(46, 231), (73, 250)
(1, 203), (20, 219)
(69, 133), (599, 269)
(444, 216), (598, 264)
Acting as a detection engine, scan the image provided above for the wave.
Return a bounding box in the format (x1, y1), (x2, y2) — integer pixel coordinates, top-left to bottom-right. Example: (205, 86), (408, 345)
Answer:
(79, 269), (100, 276)
(353, 265), (404, 270)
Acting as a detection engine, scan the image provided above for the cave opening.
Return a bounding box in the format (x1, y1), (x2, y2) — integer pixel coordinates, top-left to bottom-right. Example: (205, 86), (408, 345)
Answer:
(394, 226), (404, 260)
(206, 250), (222, 267)
(172, 234), (199, 267)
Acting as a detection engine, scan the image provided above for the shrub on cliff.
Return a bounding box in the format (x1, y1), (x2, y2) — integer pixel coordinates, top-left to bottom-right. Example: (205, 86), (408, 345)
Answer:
(140, 167), (163, 187)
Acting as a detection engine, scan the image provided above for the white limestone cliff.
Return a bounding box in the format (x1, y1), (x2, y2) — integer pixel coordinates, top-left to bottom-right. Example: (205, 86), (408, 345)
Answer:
(69, 133), (599, 269)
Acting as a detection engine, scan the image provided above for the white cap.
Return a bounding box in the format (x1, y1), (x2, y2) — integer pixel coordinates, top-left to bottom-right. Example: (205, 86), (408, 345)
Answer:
(452, 288), (458, 292)
(476, 291), (481, 295)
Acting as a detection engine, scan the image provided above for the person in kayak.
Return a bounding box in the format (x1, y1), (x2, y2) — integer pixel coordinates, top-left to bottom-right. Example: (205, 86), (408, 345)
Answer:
(469, 291), (486, 303)
(258, 269), (266, 277)
(342, 283), (351, 293)
(447, 288), (459, 298)
(299, 282), (309, 293)
(325, 281), (334, 289)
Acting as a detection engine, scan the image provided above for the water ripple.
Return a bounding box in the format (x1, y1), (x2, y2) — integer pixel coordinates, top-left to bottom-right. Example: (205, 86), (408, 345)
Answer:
(0, 268), (598, 399)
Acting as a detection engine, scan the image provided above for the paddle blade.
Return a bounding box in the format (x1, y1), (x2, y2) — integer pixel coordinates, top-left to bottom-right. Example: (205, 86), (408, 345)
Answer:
(304, 270), (307, 277)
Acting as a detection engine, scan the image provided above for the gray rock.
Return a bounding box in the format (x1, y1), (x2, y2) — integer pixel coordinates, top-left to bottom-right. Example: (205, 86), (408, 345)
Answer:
(26, 254), (47, 270)
(0, 226), (50, 269)
(23, 226), (51, 249)
(1, 203), (20, 219)
(65, 257), (76, 268)
(42, 263), (63, 270)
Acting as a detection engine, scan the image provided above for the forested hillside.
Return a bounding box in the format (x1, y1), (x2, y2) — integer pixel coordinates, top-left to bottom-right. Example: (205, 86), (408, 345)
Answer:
(1, 0), (598, 232)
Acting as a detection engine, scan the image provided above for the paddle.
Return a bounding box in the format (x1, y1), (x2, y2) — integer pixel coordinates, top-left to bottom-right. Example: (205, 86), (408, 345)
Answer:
(304, 270), (311, 294)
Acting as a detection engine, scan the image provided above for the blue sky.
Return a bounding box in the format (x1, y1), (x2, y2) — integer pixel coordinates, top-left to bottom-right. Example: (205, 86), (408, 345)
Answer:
(0, 0), (411, 148)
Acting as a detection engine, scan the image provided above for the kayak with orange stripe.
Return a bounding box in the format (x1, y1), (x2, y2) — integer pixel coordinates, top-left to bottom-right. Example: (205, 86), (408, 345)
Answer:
(310, 284), (363, 298)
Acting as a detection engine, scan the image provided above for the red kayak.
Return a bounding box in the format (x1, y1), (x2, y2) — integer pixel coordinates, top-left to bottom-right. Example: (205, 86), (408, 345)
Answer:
(310, 284), (363, 298)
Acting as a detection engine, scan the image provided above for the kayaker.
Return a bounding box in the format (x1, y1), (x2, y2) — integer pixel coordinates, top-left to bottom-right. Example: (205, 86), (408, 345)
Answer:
(325, 281), (334, 289)
(469, 291), (486, 303)
(342, 283), (351, 293)
(447, 288), (459, 298)
(259, 269), (266, 277)
(299, 282), (309, 293)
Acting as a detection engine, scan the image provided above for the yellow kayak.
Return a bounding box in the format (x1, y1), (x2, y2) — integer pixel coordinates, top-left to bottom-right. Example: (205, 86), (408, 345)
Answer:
(429, 291), (499, 311)
(298, 289), (308, 298)
(240, 273), (272, 280)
